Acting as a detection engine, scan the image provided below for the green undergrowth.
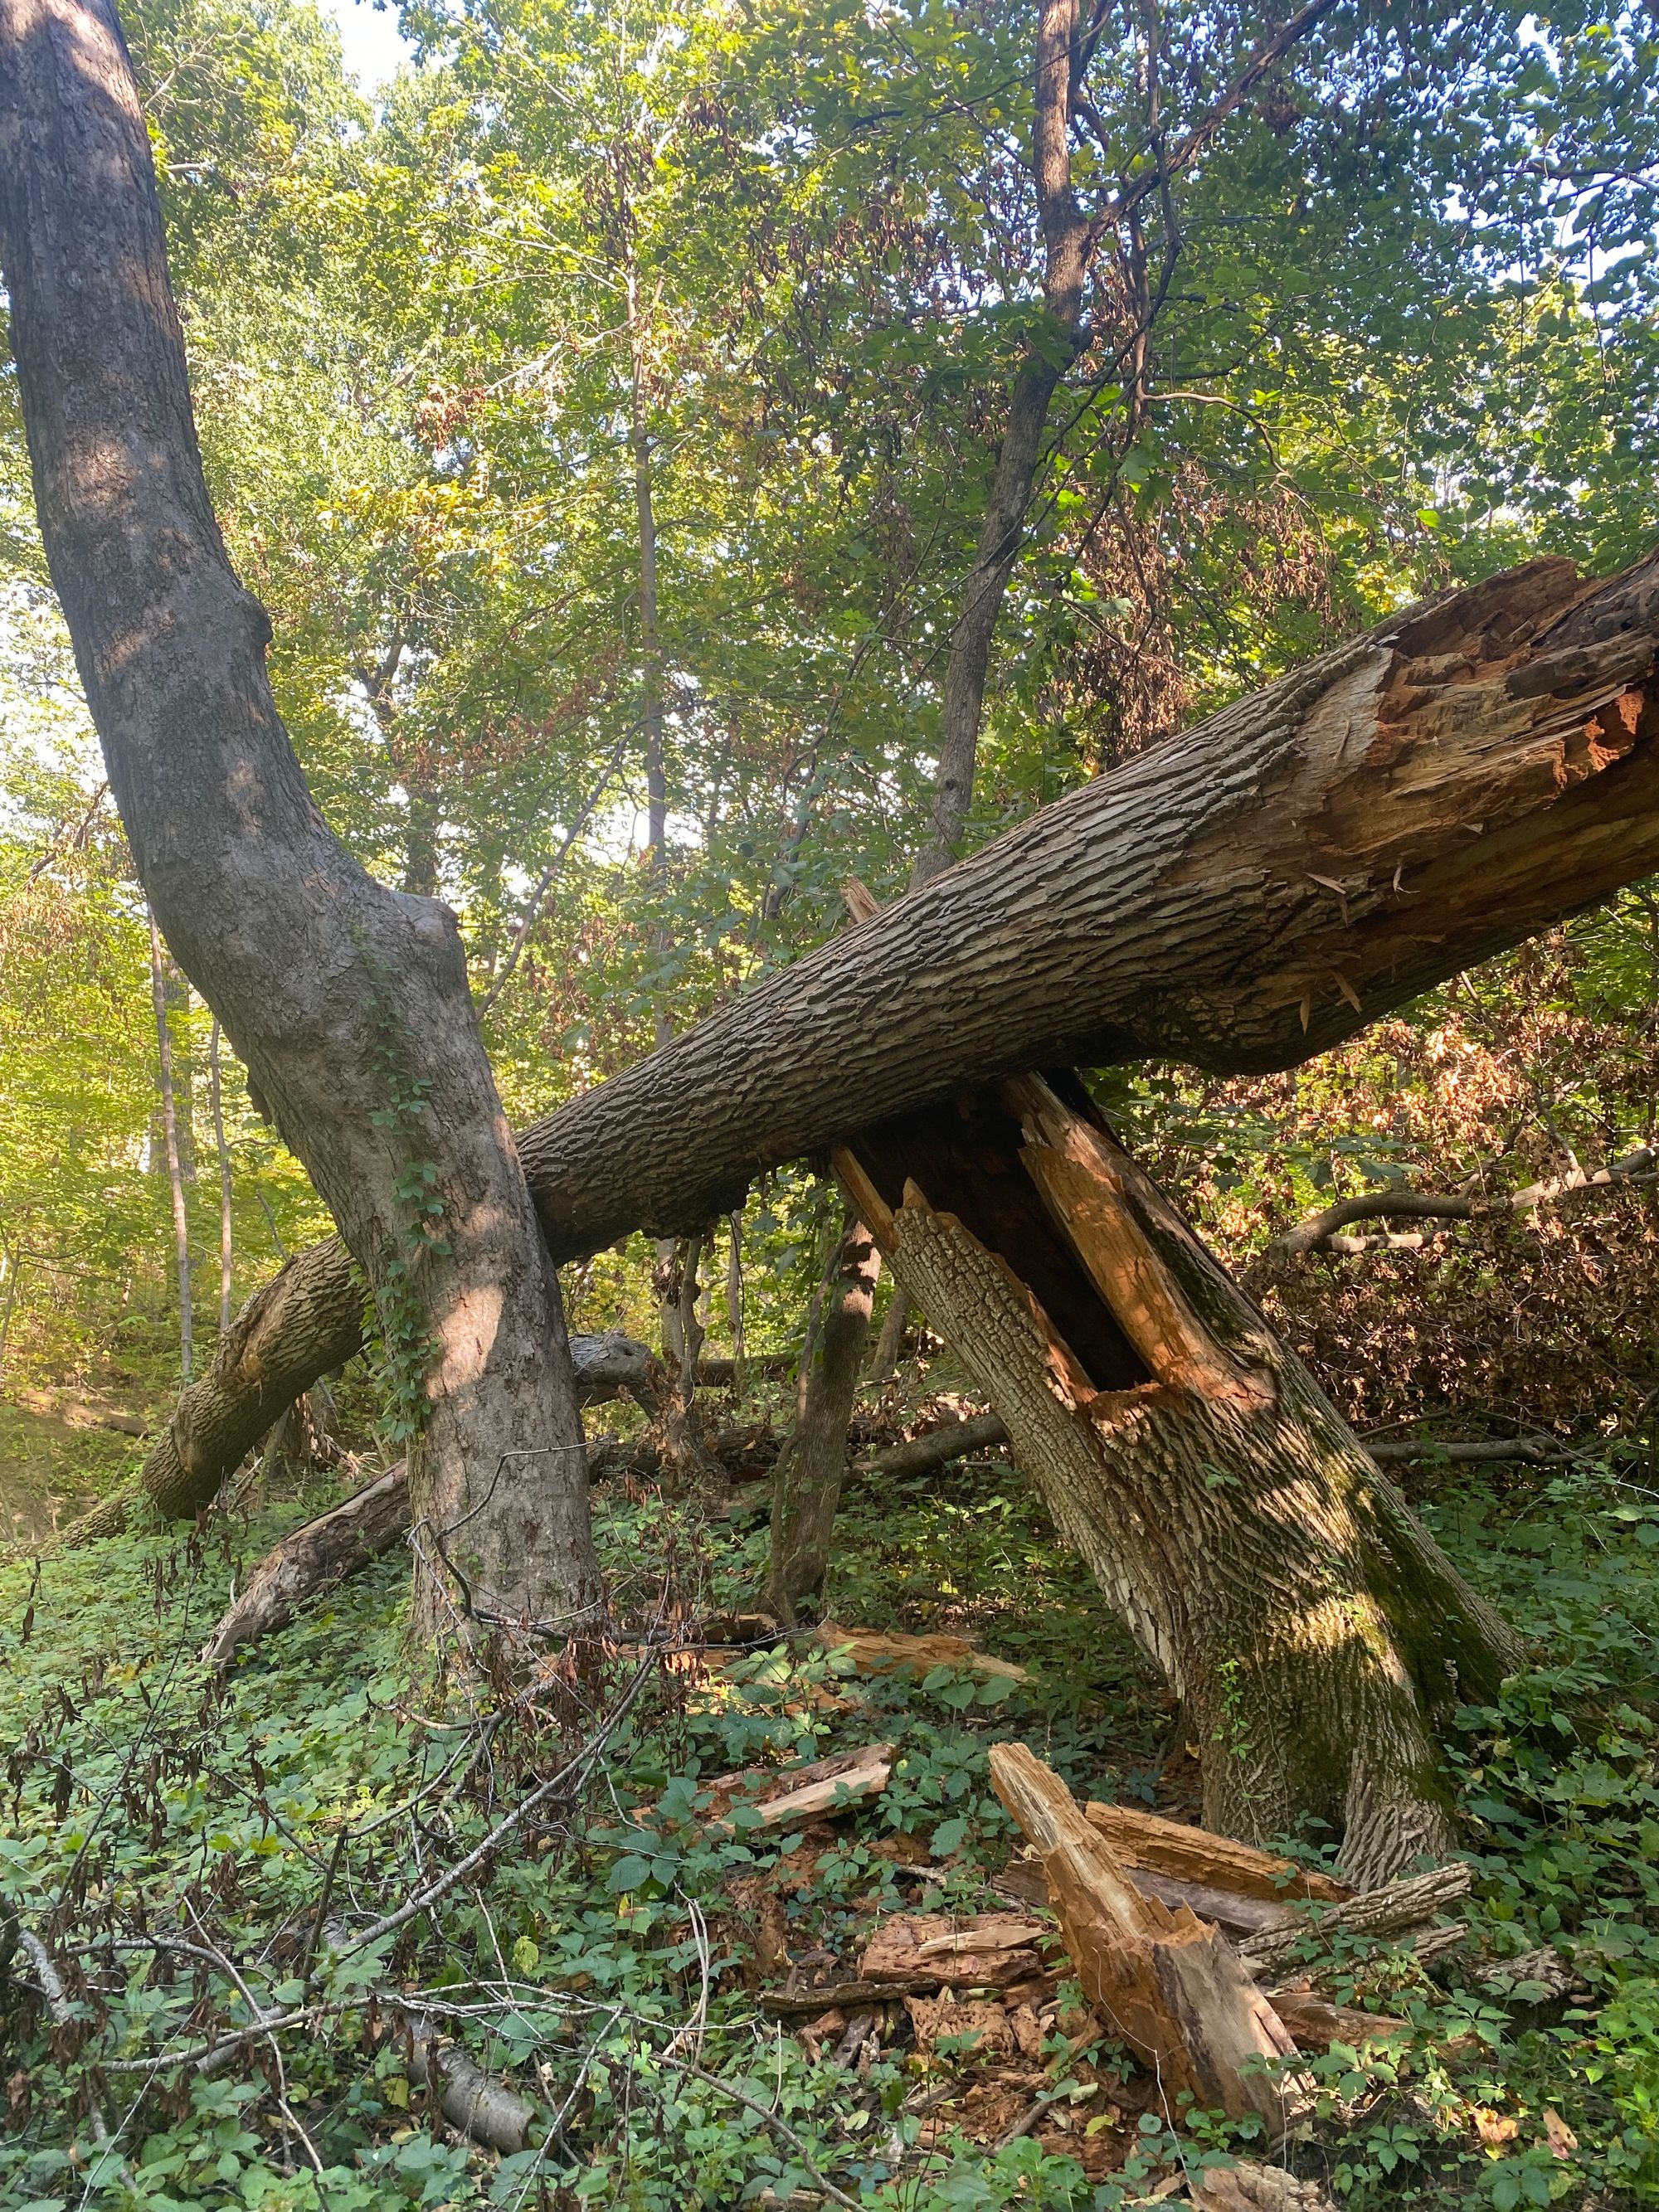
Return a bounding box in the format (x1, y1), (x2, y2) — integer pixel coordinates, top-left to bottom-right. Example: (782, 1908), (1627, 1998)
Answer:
(0, 1450), (1657, 2210)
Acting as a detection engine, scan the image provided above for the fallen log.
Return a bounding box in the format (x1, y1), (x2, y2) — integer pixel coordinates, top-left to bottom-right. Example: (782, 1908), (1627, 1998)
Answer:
(403, 2014), (534, 2155)
(1263, 1987), (1408, 2051)
(84, 545), (1659, 1548)
(201, 1400), (774, 1665)
(1236, 1861), (1472, 1981)
(989, 1742), (1307, 2132)
(18, 1326), (655, 1562)
(812, 1621), (1029, 1684)
(202, 1466), (409, 1668)
(854, 1412), (1011, 1481)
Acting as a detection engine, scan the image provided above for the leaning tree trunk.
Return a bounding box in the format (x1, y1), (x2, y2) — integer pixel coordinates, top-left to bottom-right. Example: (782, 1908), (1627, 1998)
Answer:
(0, 0), (599, 1641)
(764, 1212), (881, 1623)
(32, 543), (1659, 1553)
(835, 1075), (1524, 1887)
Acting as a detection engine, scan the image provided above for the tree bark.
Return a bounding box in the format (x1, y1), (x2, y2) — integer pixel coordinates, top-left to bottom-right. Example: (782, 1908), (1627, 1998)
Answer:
(914, 0), (1090, 885)
(764, 1212), (882, 1622)
(148, 911), (193, 1383)
(0, 0), (600, 1643)
(866, 1291), (910, 1383)
(50, 542), (1659, 1547)
(522, 551), (1659, 1257)
(208, 1017), (234, 1334)
(834, 1075), (1523, 1885)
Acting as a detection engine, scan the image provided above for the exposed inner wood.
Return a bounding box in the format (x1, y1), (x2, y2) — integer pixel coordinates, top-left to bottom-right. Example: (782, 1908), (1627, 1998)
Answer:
(1082, 1803), (1353, 1905)
(989, 1742), (1308, 2132)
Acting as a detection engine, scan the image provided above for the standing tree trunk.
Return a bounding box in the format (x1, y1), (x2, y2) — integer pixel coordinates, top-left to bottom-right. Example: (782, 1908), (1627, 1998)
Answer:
(866, 1290), (909, 1385)
(765, 1212), (881, 1623)
(835, 1075), (1522, 1885)
(914, 0), (1090, 885)
(0, 0), (600, 1646)
(148, 912), (193, 1383)
(208, 1017), (234, 1335)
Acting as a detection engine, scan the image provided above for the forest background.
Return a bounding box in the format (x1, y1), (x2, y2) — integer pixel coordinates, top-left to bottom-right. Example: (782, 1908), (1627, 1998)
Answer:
(3, 0), (1659, 2206)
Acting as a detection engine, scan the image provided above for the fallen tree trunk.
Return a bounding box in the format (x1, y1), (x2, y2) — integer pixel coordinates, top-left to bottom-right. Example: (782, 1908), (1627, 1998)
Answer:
(57, 544), (1659, 1547)
(15, 1329), (654, 1563)
(856, 1411), (1011, 1481)
(834, 1076), (1524, 1883)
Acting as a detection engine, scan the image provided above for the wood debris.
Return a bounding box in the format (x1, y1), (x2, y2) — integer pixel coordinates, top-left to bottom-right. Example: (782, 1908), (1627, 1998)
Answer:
(989, 1743), (1309, 2133)
(1191, 2165), (1338, 2211)
(859, 1911), (1048, 1990)
(698, 1740), (894, 1832)
(813, 1621), (1029, 1683)
(903, 1989), (1016, 2059)
(1082, 1802), (1351, 1904)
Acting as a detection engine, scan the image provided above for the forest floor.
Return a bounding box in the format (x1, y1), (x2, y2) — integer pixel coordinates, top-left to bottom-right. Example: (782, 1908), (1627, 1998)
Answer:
(2, 1389), (1658, 2211)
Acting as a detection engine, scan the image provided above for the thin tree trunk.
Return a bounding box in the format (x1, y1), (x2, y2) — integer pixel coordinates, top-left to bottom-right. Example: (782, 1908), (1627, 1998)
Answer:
(659, 1231), (727, 1490)
(33, 542), (1659, 1553)
(725, 1209), (746, 1392)
(912, 0), (1090, 886)
(867, 1290), (909, 1383)
(0, 0), (601, 1646)
(208, 1017), (233, 1334)
(834, 1076), (1523, 1884)
(765, 1213), (881, 1623)
(148, 912), (192, 1384)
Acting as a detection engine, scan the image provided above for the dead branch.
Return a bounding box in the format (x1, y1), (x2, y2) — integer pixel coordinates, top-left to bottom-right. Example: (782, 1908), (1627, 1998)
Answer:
(1265, 1142), (1659, 1262)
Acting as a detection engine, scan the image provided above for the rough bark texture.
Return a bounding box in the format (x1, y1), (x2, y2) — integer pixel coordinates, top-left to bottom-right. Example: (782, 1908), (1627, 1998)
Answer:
(834, 1077), (1523, 1884)
(523, 549), (1659, 1257)
(149, 912), (193, 1383)
(764, 1213), (882, 1622)
(61, 542), (1659, 1544)
(201, 1466), (411, 1670)
(0, 0), (599, 1641)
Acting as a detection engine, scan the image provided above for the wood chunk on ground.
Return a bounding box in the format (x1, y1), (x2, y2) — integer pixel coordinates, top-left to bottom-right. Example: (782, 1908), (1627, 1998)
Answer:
(1236, 1862), (1471, 1981)
(1264, 1986), (1408, 2050)
(860, 1911), (1048, 1989)
(1192, 2164), (1339, 2211)
(698, 1740), (894, 1830)
(1083, 1802), (1351, 1904)
(990, 1743), (1308, 2135)
(815, 1621), (1029, 1683)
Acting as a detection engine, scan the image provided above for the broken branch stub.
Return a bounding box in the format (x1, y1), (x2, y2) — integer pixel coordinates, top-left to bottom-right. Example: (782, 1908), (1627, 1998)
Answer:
(989, 1743), (1308, 2132)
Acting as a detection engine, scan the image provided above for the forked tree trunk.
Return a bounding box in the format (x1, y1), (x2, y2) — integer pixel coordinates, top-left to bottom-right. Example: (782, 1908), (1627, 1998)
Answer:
(0, 0), (600, 1644)
(765, 1212), (881, 1622)
(835, 1075), (1522, 1885)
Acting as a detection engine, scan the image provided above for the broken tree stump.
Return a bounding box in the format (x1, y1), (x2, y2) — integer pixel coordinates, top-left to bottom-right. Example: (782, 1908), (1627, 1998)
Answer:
(989, 1743), (1308, 2132)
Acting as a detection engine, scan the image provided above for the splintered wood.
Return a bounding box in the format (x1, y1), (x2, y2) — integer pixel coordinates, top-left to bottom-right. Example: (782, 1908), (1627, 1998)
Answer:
(989, 1743), (1308, 2132)
(859, 1912), (1049, 1990)
(1082, 1802), (1352, 1905)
